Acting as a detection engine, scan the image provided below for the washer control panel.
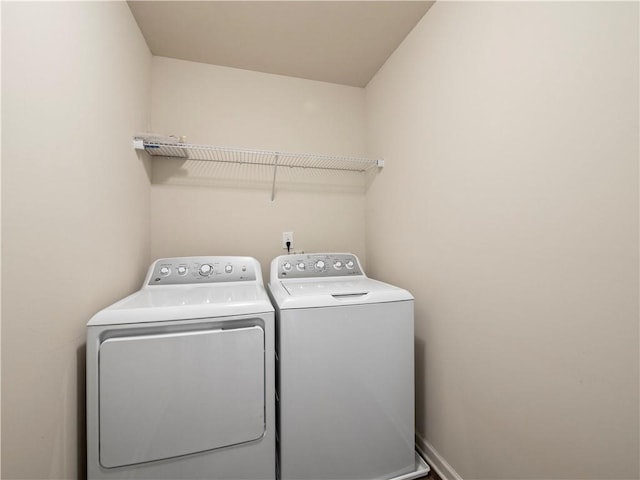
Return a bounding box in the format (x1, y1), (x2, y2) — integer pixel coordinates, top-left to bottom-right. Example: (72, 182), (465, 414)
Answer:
(277, 253), (363, 279)
(147, 256), (257, 285)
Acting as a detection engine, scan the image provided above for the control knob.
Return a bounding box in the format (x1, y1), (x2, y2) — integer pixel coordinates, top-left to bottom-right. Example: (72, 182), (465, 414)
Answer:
(177, 266), (187, 275)
(345, 260), (355, 269)
(283, 262), (292, 272)
(297, 262), (305, 271)
(314, 260), (325, 271)
(224, 265), (233, 274)
(333, 261), (343, 270)
(159, 266), (171, 276)
(199, 264), (212, 276)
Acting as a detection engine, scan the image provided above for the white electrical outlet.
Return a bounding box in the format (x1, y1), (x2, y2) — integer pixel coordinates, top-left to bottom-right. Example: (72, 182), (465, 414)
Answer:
(282, 232), (294, 250)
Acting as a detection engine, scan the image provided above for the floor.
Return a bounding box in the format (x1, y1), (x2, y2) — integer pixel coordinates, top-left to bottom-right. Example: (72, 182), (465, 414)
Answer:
(422, 464), (443, 480)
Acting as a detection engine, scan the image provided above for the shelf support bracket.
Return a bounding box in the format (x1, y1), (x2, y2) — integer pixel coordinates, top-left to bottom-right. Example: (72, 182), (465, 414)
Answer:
(271, 153), (280, 201)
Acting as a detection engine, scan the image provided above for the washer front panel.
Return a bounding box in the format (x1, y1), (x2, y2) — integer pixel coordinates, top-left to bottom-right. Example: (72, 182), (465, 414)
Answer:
(98, 326), (265, 468)
(277, 301), (415, 480)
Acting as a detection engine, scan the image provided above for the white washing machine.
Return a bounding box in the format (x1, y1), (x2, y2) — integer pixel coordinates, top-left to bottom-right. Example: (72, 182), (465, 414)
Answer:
(268, 253), (429, 480)
(86, 256), (275, 480)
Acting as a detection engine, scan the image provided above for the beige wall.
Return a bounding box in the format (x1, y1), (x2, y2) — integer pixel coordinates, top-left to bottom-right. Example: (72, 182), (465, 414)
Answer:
(366, 2), (639, 479)
(1, 2), (152, 479)
(149, 57), (368, 278)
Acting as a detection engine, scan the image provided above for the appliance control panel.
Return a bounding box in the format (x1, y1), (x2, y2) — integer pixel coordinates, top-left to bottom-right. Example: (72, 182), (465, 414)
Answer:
(277, 253), (363, 279)
(146, 256), (258, 285)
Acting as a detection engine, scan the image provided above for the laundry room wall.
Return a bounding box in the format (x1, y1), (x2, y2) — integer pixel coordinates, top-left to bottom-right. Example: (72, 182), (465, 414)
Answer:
(148, 57), (367, 277)
(365, 2), (639, 479)
(2, 2), (152, 479)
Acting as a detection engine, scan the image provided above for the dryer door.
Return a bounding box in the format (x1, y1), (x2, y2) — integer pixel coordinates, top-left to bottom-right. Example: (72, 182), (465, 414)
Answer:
(98, 325), (265, 468)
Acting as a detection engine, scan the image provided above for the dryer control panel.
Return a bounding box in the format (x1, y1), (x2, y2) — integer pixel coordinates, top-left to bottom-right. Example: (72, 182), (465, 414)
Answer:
(146, 256), (258, 285)
(275, 253), (363, 279)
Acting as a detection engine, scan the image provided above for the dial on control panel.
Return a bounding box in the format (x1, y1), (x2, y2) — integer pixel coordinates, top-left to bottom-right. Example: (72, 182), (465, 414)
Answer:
(314, 260), (325, 271)
(199, 264), (213, 276)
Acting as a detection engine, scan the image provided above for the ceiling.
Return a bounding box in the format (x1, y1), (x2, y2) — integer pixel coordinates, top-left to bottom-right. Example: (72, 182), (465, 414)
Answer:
(127, 1), (434, 88)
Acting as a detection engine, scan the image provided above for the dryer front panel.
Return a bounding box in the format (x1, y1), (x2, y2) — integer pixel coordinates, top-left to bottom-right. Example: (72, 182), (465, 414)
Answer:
(98, 326), (265, 468)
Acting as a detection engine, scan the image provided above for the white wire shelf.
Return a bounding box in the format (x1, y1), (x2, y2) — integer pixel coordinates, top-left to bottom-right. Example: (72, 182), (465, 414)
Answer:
(133, 138), (384, 200)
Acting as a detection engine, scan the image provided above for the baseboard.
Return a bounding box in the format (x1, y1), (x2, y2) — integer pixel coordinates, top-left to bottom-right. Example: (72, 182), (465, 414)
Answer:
(415, 433), (463, 480)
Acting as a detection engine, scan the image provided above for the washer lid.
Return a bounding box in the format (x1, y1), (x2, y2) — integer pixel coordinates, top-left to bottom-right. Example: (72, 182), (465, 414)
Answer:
(275, 277), (413, 309)
(282, 278), (372, 297)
